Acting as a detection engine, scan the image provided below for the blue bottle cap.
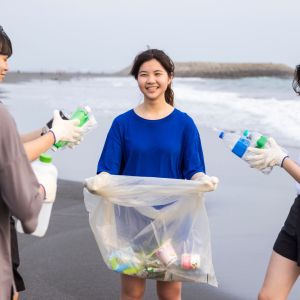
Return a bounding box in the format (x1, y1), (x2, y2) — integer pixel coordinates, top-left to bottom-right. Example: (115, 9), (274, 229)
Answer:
(219, 131), (224, 139)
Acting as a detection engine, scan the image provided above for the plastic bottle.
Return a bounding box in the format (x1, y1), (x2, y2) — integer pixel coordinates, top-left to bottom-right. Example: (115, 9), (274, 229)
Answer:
(32, 153), (58, 200)
(242, 130), (272, 174)
(219, 130), (272, 174)
(16, 153), (58, 237)
(219, 130), (251, 158)
(33, 153), (58, 236)
(52, 105), (91, 151)
(242, 130), (268, 149)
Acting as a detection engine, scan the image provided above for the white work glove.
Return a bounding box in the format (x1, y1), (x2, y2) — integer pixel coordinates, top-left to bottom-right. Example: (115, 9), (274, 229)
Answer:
(194, 175), (219, 192)
(245, 137), (289, 170)
(84, 172), (111, 196)
(66, 115), (97, 149)
(50, 110), (84, 143)
(36, 173), (57, 203)
(67, 136), (83, 149)
(81, 114), (97, 133)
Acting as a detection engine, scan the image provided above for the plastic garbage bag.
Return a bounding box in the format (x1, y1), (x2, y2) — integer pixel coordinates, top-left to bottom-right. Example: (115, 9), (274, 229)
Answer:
(84, 174), (217, 286)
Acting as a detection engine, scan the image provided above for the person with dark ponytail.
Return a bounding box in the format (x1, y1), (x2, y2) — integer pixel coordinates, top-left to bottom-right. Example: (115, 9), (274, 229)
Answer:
(246, 65), (300, 300)
(97, 49), (218, 300)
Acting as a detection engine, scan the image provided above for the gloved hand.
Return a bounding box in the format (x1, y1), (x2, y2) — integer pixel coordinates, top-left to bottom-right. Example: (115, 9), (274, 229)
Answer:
(66, 115), (97, 149)
(36, 173), (57, 203)
(67, 136), (83, 149)
(84, 172), (111, 196)
(81, 114), (97, 133)
(50, 110), (84, 143)
(245, 137), (288, 170)
(194, 174), (219, 192)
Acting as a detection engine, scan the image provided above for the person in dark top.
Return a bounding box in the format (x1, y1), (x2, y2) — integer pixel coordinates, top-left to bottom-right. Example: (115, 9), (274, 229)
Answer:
(97, 49), (218, 300)
(246, 65), (300, 300)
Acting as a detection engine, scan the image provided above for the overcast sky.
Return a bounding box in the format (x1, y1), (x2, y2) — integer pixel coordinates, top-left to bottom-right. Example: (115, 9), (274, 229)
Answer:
(1, 0), (299, 72)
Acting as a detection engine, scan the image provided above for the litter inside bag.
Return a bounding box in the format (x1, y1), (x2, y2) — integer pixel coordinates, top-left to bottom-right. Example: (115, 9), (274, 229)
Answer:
(84, 175), (217, 286)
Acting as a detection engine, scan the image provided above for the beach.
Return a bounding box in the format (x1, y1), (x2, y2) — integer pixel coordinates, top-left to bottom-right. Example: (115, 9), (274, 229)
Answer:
(17, 125), (300, 300)
(0, 71), (298, 299)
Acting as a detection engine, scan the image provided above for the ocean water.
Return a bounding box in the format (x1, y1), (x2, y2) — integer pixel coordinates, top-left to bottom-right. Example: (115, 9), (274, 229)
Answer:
(1, 76), (299, 146)
(0, 76), (299, 180)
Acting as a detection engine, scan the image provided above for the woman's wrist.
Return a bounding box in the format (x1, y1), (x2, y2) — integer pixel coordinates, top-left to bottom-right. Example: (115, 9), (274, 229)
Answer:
(48, 130), (56, 144)
(281, 155), (290, 168)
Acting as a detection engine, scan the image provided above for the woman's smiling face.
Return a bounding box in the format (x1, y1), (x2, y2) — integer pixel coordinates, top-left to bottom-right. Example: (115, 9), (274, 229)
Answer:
(137, 59), (172, 103)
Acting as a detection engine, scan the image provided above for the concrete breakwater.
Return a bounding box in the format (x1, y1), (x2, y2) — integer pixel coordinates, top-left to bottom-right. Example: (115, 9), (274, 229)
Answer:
(117, 62), (294, 78)
(3, 62), (294, 83)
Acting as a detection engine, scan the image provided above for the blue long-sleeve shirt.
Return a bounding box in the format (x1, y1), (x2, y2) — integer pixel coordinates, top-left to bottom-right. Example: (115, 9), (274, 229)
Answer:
(97, 108), (205, 179)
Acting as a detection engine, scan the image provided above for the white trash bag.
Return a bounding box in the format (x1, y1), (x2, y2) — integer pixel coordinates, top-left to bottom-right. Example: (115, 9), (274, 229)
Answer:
(84, 174), (218, 286)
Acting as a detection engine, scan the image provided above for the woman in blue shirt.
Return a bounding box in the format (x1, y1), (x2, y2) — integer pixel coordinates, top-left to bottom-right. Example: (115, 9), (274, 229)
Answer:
(97, 49), (217, 300)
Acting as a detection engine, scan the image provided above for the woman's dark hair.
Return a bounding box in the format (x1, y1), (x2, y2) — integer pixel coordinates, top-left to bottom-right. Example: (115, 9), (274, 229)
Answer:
(0, 26), (13, 57)
(292, 65), (300, 95)
(130, 49), (175, 106)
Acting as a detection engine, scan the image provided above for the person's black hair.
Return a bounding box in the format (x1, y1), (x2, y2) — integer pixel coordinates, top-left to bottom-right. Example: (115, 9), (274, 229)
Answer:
(130, 49), (175, 106)
(292, 65), (300, 95)
(0, 26), (13, 57)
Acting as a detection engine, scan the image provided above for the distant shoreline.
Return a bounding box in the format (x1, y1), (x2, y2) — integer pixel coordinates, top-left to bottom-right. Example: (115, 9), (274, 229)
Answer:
(3, 71), (112, 84)
(3, 62), (294, 83)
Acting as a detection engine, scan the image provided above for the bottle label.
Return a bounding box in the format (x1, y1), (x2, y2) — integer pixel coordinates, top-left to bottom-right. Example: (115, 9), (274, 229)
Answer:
(53, 107), (89, 149)
(232, 138), (250, 158)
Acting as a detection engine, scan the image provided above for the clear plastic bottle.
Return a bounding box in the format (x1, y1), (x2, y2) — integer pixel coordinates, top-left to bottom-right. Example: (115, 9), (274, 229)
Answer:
(242, 130), (272, 174)
(52, 105), (91, 151)
(219, 130), (272, 174)
(219, 130), (251, 159)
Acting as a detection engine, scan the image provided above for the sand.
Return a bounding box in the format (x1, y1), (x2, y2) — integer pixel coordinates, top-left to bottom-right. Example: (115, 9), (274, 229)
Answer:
(16, 126), (300, 300)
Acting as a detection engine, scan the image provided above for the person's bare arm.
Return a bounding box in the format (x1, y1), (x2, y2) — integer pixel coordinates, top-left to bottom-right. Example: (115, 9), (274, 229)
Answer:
(20, 128), (44, 143)
(282, 157), (300, 184)
(246, 137), (300, 183)
(23, 131), (55, 161)
(22, 110), (84, 161)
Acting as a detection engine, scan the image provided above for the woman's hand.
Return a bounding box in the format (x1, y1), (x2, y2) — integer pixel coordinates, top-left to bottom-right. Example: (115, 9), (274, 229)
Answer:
(50, 110), (84, 143)
(245, 137), (288, 170)
(192, 173), (219, 192)
(84, 172), (111, 195)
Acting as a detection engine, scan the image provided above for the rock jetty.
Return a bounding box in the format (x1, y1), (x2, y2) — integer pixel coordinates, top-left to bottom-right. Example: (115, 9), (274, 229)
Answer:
(117, 62), (294, 78)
